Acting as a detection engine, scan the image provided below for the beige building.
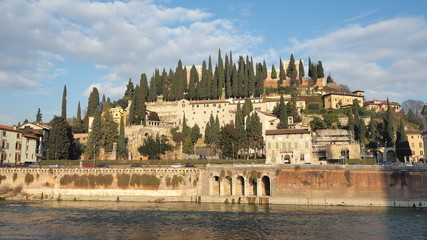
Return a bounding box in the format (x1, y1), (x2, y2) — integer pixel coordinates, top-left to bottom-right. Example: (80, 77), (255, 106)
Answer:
(109, 106), (127, 126)
(406, 130), (424, 161)
(322, 91), (364, 110)
(18, 122), (50, 160)
(422, 104), (427, 162)
(364, 100), (401, 112)
(0, 125), (38, 164)
(312, 129), (360, 161)
(265, 129), (312, 164)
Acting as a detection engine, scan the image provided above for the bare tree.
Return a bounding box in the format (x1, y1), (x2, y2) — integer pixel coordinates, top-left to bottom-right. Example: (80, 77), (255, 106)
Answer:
(402, 99), (425, 116)
(337, 84), (351, 94)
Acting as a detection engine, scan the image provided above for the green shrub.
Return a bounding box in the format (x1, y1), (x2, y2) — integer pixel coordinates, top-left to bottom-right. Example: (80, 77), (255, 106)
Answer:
(96, 174), (113, 187)
(165, 176), (171, 186)
(130, 174), (142, 187)
(60, 174), (78, 185)
(74, 175), (89, 187)
(117, 174), (130, 188)
(141, 174), (161, 189)
(308, 102), (321, 110)
(171, 175), (183, 187)
(87, 174), (96, 188)
(25, 173), (34, 185)
(0, 175), (6, 184)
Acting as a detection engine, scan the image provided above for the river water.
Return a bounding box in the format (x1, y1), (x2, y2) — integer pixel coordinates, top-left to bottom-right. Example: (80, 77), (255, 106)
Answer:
(1, 201), (426, 239)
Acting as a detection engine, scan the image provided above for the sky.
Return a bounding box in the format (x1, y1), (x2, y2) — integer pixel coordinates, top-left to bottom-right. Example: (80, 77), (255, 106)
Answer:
(1, 0), (426, 125)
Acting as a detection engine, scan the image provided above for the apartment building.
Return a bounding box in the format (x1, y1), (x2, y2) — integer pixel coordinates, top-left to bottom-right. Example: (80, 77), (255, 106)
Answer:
(0, 125), (38, 164)
(265, 129), (312, 164)
(322, 91), (364, 109)
(406, 130), (424, 161)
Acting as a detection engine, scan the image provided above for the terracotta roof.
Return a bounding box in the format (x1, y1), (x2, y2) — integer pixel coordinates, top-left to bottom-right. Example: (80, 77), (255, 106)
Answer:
(23, 134), (38, 139)
(0, 125), (20, 132)
(322, 92), (364, 98)
(266, 129), (310, 135)
(256, 110), (277, 118)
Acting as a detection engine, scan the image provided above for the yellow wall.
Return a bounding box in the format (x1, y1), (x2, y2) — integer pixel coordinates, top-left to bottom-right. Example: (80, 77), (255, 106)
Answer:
(323, 94), (364, 109)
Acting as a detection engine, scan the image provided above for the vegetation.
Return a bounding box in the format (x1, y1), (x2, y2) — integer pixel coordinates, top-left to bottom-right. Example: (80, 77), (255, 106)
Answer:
(117, 174), (131, 188)
(24, 173), (34, 185)
(48, 116), (74, 160)
(138, 134), (173, 159)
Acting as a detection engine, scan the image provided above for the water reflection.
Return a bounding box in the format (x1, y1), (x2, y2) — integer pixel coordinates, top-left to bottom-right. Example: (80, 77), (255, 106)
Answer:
(1, 201), (426, 239)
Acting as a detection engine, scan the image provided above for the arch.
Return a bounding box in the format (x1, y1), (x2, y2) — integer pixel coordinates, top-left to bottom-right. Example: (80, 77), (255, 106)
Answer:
(212, 176), (220, 195)
(223, 176), (232, 195)
(236, 176), (245, 196)
(261, 176), (271, 196)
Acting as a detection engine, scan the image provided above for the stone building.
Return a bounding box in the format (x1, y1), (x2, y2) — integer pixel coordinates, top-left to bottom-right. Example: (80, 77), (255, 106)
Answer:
(312, 129), (360, 161)
(265, 129), (312, 164)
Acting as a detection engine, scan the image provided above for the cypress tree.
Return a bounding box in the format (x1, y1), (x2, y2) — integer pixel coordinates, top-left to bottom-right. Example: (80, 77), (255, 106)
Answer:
(212, 65), (219, 99)
(234, 103), (246, 158)
(140, 73), (149, 101)
(271, 64), (277, 79)
(247, 113), (264, 159)
(396, 120), (412, 161)
(254, 63), (264, 97)
(48, 116), (73, 160)
(225, 54), (232, 98)
(87, 109), (102, 159)
(76, 102), (81, 122)
(207, 56), (213, 99)
(308, 57), (312, 77)
(162, 69), (170, 101)
(167, 69), (174, 101)
(238, 56), (246, 97)
(311, 64), (318, 85)
(128, 86), (137, 125)
(101, 105), (118, 152)
(242, 98), (253, 117)
(61, 85), (67, 119)
(298, 59), (304, 84)
(217, 49), (225, 98)
(88, 87), (100, 117)
(262, 60), (268, 80)
(317, 61), (324, 78)
(135, 85), (146, 125)
(247, 56), (255, 97)
(384, 98), (395, 147)
(286, 54), (297, 87)
(326, 73), (334, 84)
(231, 64), (239, 98)
(148, 74), (157, 102)
(188, 65), (198, 100)
(36, 108), (42, 122)
(279, 58), (285, 87)
(117, 117), (127, 159)
(124, 79), (134, 98)
(277, 95), (289, 129)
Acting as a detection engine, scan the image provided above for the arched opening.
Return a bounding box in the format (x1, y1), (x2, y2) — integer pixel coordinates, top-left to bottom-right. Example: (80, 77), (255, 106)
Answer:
(261, 176), (270, 196)
(223, 176), (232, 195)
(283, 154), (291, 164)
(386, 150), (397, 162)
(213, 176), (220, 195)
(236, 176), (245, 196)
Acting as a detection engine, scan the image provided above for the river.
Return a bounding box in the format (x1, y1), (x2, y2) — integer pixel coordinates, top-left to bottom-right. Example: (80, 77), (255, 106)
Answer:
(1, 201), (426, 239)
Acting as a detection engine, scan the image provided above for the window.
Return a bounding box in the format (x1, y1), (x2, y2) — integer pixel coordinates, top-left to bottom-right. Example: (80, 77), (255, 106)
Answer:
(213, 104), (216, 107)
(17, 133), (20, 138)
(305, 142), (309, 149)
(268, 143), (271, 149)
(276, 143), (279, 149)
(421, 151), (424, 155)
(1, 140), (6, 149)
(2, 131), (6, 137)
(420, 143), (423, 148)
(300, 154), (305, 161)
(412, 143), (415, 147)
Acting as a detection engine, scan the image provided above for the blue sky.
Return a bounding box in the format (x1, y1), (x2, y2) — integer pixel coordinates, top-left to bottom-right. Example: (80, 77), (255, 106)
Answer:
(1, 0), (426, 125)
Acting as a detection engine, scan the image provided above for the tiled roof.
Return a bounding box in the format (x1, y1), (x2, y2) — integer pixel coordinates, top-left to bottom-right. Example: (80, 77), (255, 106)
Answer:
(0, 125), (20, 132)
(322, 92), (364, 98)
(266, 129), (310, 135)
(189, 100), (229, 105)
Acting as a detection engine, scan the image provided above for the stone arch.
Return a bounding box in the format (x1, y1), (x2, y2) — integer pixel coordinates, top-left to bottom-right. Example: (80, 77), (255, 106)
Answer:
(261, 176), (271, 196)
(236, 176), (245, 196)
(212, 176), (220, 195)
(223, 176), (232, 195)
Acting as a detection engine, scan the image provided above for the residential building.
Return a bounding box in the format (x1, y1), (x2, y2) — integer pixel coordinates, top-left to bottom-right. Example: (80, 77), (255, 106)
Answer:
(74, 133), (89, 145)
(18, 122), (50, 160)
(322, 91), (364, 109)
(109, 106), (127, 126)
(0, 125), (38, 164)
(422, 104), (427, 161)
(406, 130), (424, 162)
(364, 100), (401, 112)
(265, 129), (312, 164)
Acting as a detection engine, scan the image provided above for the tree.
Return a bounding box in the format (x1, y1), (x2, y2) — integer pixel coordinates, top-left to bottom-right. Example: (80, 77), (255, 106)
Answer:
(188, 65), (198, 100)
(217, 49), (225, 98)
(271, 64), (277, 79)
(48, 116), (74, 160)
(298, 59), (304, 84)
(36, 108), (42, 122)
(286, 54), (297, 86)
(279, 58), (285, 87)
(396, 120), (412, 161)
(383, 98), (395, 147)
(317, 61), (324, 78)
(242, 98), (253, 117)
(87, 110), (102, 159)
(402, 99), (424, 125)
(220, 123), (239, 158)
(88, 87), (100, 116)
(138, 134), (172, 160)
(76, 102), (82, 122)
(326, 73), (334, 84)
(275, 95), (288, 129)
(101, 104), (118, 152)
(246, 113), (264, 158)
(234, 103), (246, 157)
(124, 79), (134, 98)
(61, 85), (67, 118)
(323, 113), (339, 128)
(116, 118), (126, 159)
(310, 117), (326, 131)
(204, 114), (220, 151)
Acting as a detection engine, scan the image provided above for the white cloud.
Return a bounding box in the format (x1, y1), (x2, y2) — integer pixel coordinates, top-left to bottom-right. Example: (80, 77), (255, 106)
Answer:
(289, 16), (427, 102)
(0, 0), (261, 98)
